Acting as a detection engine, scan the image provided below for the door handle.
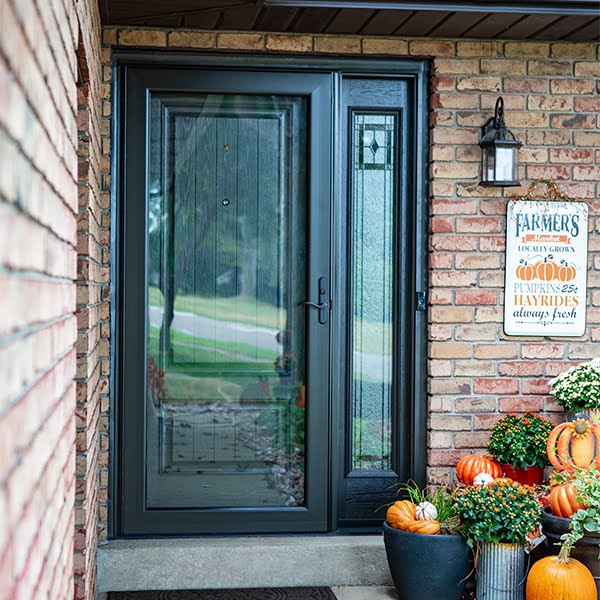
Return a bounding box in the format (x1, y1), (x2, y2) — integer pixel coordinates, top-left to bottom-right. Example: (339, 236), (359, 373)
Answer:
(298, 277), (329, 324)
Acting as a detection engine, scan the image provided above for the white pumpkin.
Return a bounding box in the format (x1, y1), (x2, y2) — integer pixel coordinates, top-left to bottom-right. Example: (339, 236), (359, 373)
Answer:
(415, 501), (438, 521)
(473, 472), (494, 487)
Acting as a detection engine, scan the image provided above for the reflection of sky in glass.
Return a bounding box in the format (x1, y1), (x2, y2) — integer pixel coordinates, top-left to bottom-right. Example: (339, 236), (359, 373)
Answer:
(351, 113), (395, 472)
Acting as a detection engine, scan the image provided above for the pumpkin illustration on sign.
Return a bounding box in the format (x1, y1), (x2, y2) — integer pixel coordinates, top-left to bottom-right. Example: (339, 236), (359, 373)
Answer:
(514, 255), (577, 283)
(547, 418), (600, 472)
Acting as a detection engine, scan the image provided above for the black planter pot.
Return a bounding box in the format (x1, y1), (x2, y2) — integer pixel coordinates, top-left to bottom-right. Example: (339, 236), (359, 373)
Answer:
(541, 509), (600, 600)
(383, 522), (471, 600)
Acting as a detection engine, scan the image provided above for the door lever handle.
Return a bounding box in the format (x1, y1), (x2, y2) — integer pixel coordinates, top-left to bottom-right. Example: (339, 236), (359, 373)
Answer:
(298, 300), (328, 310)
(298, 277), (329, 324)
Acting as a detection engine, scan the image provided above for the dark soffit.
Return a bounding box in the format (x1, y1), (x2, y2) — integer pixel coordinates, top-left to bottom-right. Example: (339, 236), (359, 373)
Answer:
(100, 1), (600, 41)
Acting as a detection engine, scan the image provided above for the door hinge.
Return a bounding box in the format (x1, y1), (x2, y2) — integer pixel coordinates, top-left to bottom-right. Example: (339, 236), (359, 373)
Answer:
(416, 291), (427, 311)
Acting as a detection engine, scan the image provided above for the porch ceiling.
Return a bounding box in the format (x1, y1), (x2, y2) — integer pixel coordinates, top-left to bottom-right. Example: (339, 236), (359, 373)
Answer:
(100, 0), (600, 41)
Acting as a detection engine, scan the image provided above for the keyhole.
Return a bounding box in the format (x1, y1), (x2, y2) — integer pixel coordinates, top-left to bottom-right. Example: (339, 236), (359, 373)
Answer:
(222, 199), (230, 206)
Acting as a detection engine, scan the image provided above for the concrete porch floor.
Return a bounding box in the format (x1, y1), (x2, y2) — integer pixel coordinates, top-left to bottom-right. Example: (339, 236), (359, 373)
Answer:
(97, 535), (394, 596)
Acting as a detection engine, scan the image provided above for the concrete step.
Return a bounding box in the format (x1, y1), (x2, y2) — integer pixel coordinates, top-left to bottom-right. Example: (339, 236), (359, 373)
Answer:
(97, 535), (393, 594)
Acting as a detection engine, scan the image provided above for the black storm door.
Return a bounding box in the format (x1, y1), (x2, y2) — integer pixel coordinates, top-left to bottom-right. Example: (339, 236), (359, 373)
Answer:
(118, 68), (332, 535)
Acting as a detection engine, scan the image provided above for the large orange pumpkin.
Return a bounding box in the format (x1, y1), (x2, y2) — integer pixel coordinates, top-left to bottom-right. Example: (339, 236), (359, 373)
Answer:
(386, 500), (416, 529)
(516, 261), (535, 281)
(526, 547), (596, 600)
(456, 454), (502, 485)
(547, 419), (600, 472)
(549, 483), (585, 518)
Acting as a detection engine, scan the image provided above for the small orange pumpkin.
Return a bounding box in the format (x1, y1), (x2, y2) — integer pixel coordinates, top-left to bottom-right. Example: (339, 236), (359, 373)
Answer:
(386, 500), (416, 529)
(547, 419), (600, 472)
(402, 519), (441, 535)
(526, 546), (596, 600)
(516, 261), (535, 281)
(456, 454), (502, 485)
(557, 260), (576, 282)
(549, 483), (585, 518)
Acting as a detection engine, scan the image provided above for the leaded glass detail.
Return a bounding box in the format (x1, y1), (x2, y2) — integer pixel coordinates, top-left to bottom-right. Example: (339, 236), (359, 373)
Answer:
(350, 111), (397, 472)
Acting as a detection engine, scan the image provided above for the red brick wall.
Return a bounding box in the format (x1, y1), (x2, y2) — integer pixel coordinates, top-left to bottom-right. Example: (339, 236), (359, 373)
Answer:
(0, 0), (102, 598)
(74, 2), (105, 598)
(98, 28), (599, 536)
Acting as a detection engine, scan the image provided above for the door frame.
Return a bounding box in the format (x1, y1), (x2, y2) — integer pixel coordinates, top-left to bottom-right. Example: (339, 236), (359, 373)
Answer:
(109, 52), (429, 538)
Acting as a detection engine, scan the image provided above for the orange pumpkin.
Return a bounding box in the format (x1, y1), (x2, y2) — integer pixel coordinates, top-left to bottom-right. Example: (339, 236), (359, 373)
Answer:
(557, 261), (576, 282)
(547, 419), (600, 472)
(402, 519), (441, 535)
(456, 454), (502, 485)
(516, 261), (535, 281)
(549, 483), (585, 518)
(526, 547), (596, 600)
(386, 500), (416, 529)
(536, 257), (558, 281)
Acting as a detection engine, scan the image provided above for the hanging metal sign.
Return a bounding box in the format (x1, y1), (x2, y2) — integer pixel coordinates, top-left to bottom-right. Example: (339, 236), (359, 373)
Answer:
(504, 196), (588, 337)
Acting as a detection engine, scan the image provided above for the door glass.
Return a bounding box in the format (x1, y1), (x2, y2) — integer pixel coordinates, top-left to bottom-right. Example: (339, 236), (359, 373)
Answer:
(146, 94), (307, 508)
(350, 112), (397, 472)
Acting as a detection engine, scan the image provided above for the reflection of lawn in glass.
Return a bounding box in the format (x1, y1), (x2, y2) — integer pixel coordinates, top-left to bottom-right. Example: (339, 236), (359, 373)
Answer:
(149, 286), (283, 328)
(353, 320), (393, 355)
(148, 326), (277, 363)
(148, 327), (276, 403)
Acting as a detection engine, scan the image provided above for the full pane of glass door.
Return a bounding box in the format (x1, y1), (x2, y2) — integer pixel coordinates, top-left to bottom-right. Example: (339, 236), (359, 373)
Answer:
(146, 94), (307, 509)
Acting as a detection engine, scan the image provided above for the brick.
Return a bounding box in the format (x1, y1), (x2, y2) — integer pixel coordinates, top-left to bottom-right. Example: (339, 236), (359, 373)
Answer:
(527, 165), (570, 180)
(429, 342), (471, 359)
(474, 343), (519, 359)
(455, 397), (496, 413)
(431, 271), (477, 287)
(522, 379), (550, 395)
(430, 378), (472, 394)
(431, 235), (478, 252)
(551, 79), (595, 94)
(456, 217), (503, 234)
(409, 40), (455, 56)
(430, 307), (473, 323)
(498, 397), (544, 413)
(527, 60), (572, 76)
(430, 199), (478, 214)
(433, 58), (479, 74)
(457, 77), (501, 92)
(527, 130), (571, 146)
(521, 343), (565, 359)
(574, 61), (600, 76)
(430, 396), (453, 412)
(504, 42), (550, 58)
(217, 33), (264, 51)
(550, 148), (594, 164)
(498, 361), (543, 377)
(480, 59), (525, 75)
(314, 36), (360, 54)
(574, 132), (600, 146)
(455, 290), (497, 305)
(550, 114), (596, 129)
(264, 34), (313, 53)
(432, 162), (479, 179)
(575, 97), (600, 112)
(431, 93), (479, 109)
(455, 432), (490, 448)
(118, 29), (167, 47)
(527, 96), (573, 111)
(456, 41), (502, 57)
(429, 450), (472, 466)
(430, 415), (472, 431)
(455, 360), (497, 378)
(429, 360), (452, 377)
(474, 378), (519, 395)
(431, 76), (455, 92)
(168, 31), (215, 49)
(429, 431), (453, 448)
(551, 43), (596, 59)
(362, 38), (408, 55)
(504, 78), (548, 93)
(574, 166), (600, 181)
(455, 324), (497, 341)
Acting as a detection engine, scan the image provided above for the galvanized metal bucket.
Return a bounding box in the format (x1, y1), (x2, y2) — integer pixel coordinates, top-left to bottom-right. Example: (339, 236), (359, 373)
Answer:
(476, 543), (526, 600)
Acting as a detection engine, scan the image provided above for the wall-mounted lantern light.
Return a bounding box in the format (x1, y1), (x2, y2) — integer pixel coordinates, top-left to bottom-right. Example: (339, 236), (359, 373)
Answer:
(479, 97), (521, 187)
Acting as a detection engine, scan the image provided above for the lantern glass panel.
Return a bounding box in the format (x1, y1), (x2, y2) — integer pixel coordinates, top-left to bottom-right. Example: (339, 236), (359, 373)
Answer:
(483, 146), (495, 183)
(495, 147), (515, 182)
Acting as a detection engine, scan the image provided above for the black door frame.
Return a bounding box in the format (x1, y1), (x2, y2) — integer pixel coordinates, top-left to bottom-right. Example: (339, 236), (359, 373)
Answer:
(110, 52), (429, 538)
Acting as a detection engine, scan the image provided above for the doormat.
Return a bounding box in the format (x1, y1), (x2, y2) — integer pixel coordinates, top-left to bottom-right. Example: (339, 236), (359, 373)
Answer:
(109, 588), (337, 600)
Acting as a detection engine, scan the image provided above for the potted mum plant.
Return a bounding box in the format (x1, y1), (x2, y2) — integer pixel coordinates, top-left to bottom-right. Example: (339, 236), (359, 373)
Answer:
(487, 412), (554, 485)
(550, 359), (600, 423)
(383, 482), (470, 600)
(455, 479), (541, 600)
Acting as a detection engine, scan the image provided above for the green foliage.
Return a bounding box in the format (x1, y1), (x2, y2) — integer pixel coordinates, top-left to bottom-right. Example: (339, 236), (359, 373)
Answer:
(396, 481), (461, 534)
(487, 412), (554, 469)
(554, 464), (600, 556)
(550, 360), (600, 412)
(455, 480), (541, 545)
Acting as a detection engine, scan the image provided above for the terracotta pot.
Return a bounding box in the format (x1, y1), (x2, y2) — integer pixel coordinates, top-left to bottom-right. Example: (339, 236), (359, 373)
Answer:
(502, 464), (544, 486)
